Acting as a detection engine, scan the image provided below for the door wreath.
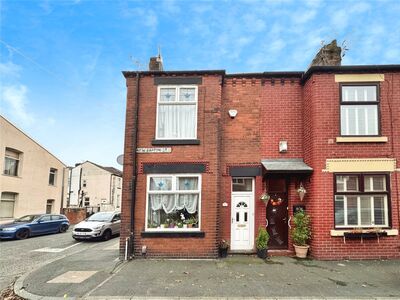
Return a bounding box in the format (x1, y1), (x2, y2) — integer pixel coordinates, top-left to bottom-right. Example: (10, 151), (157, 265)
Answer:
(270, 197), (283, 206)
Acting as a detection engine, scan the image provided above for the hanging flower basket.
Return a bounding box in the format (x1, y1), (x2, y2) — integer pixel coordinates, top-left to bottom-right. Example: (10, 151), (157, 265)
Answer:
(297, 184), (307, 201)
(260, 193), (270, 205)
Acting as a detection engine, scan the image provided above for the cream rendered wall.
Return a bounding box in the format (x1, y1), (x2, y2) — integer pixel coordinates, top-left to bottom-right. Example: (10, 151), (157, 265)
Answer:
(0, 117), (66, 219)
(81, 162), (111, 208)
(111, 175), (122, 210)
(69, 161), (122, 211)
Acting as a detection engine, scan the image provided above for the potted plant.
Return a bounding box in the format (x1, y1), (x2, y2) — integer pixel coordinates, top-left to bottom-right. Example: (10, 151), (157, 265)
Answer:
(291, 209), (311, 258)
(297, 183), (307, 201)
(218, 239), (229, 258)
(256, 227), (270, 259)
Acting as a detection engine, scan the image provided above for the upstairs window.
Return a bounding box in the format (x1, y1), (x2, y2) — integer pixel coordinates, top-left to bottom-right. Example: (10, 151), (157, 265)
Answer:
(334, 174), (389, 228)
(4, 148), (21, 176)
(340, 84), (379, 136)
(49, 168), (57, 185)
(156, 86), (198, 140)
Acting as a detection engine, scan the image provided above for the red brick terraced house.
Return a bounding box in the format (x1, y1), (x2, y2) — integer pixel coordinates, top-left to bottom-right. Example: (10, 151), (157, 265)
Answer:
(120, 41), (400, 260)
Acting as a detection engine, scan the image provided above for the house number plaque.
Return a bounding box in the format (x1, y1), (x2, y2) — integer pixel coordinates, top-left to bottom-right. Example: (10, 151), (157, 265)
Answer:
(136, 147), (172, 153)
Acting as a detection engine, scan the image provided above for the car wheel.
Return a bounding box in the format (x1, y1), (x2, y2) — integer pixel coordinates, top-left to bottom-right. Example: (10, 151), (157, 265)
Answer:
(59, 224), (68, 233)
(15, 229), (29, 240)
(73, 237), (81, 241)
(102, 229), (111, 241)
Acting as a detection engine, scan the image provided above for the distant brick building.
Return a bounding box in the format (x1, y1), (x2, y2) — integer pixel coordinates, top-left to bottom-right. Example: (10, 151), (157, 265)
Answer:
(120, 42), (400, 260)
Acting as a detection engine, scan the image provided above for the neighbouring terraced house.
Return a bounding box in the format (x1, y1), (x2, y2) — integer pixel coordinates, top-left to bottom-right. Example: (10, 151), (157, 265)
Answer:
(120, 41), (400, 260)
(0, 116), (67, 221)
(66, 161), (123, 212)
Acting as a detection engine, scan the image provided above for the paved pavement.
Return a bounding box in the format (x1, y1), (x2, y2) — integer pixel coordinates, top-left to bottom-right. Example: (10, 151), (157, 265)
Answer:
(0, 228), (87, 291)
(13, 240), (400, 300)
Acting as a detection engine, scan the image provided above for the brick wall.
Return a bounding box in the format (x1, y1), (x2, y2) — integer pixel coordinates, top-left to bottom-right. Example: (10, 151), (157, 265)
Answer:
(121, 74), (223, 258)
(121, 70), (400, 260)
(220, 78), (262, 245)
(62, 208), (86, 225)
(303, 73), (400, 259)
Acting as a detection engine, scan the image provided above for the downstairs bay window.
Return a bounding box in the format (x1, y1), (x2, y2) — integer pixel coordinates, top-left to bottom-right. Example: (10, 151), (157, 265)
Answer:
(334, 174), (389, 228)
(146, 174), (201, 231)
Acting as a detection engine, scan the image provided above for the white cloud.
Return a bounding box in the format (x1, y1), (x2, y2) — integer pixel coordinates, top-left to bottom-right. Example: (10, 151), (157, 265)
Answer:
(293, 9), (317, 24)
(1, 84), (35, 125)
(120, 6), (158, 31)
(350, 2), (371, 14)
(162, 0), (181, 15)
(0, 61), (22, 78)
(242, 13), (266, 32)
(331, 9), (348, 31)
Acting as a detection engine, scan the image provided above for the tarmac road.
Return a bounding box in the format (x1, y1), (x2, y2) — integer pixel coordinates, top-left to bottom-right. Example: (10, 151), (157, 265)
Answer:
(0, 228), (119, 292)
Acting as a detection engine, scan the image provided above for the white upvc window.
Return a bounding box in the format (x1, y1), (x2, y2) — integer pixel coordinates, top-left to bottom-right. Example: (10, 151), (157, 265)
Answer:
(334, 174), (389, 228)
(145, 174), (201, 231)
(4, 148), (21, 176)
(0, 192), (17, 218)
(49, 168), (57, 186)
(340, 84), (379, 136)
(156, 85), (198, 140)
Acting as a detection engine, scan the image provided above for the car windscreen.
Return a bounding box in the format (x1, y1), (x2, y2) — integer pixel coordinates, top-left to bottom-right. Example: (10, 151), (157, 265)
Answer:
(15, 215), (41, 222)
(87, 212), (113, 222)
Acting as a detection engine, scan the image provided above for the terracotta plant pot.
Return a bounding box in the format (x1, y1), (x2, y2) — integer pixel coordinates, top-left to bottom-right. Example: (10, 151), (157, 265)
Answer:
(294, 244), (309, 258)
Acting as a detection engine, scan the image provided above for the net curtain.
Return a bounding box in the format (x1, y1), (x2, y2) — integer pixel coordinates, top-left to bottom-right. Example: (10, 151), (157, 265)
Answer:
(150, 194), (198, 214)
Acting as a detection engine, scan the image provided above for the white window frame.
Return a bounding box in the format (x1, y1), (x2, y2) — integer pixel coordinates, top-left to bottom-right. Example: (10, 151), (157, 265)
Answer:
(335, 195), (389, 228)
(4, 148), (21, 177)
(49, 168), (57, 186)
(155, 85), (198, 140)
(0, 192), (17, 218)
(145, 174), (202, 232)
(232, 177), (254, 192)
(334, 173), (389, 228)
(340, 84), (379, 136)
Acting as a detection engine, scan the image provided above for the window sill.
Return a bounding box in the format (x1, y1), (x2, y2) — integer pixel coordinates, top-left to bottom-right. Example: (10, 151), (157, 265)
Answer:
(141, 231), (205, 238)
(336, 136), (388, 143)
(152, 139), (200, 145)
(2, 174), (21, 178)
(330, 229), (398, 237)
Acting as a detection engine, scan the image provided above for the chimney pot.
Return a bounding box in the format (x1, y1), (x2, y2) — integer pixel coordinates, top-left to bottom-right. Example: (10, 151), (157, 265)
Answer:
(149, 55), (163, 71)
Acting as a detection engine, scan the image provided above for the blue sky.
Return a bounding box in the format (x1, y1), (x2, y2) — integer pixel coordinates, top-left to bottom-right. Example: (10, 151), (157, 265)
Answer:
(1, 0), (400, 169)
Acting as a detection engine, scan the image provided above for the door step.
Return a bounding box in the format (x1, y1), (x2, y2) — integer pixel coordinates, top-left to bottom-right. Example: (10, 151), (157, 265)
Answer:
(229, 250), (255, 255)
(268, 249), (293, 256)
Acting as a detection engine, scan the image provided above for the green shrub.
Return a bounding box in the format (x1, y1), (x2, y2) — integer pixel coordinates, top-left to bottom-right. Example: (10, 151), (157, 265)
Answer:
(256, 227), (270, 250)
(291, 209), (311, 246)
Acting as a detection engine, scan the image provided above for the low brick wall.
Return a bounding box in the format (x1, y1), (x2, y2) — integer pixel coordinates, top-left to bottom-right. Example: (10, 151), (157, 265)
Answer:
(62, 208), (86, 225)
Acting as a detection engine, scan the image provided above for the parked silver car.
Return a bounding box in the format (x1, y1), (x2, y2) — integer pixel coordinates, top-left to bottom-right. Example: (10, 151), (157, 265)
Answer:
(72, 211), (120, 241)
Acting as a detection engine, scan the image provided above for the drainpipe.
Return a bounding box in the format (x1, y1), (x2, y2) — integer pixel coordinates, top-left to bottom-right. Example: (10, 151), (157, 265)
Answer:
(129, 71), (140, 259)
(60, 167), (65, 214)
(109, 174), (113, 207)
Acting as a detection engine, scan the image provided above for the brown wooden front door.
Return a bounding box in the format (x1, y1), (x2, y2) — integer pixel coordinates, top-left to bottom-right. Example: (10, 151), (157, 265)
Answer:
(266, 177), (288, 249)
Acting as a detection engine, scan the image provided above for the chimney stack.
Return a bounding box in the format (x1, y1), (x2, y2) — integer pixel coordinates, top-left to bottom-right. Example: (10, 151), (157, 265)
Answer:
(149, 48), (163, 71)
(310, 40), (342, 67)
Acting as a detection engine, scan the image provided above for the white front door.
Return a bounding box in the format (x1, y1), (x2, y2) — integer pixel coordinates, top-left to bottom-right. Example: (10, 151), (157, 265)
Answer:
(231, 178), (254, 251)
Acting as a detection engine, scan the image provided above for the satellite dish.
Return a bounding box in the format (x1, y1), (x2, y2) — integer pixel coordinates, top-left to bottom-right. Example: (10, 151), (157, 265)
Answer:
(116, 154), (124, 166)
